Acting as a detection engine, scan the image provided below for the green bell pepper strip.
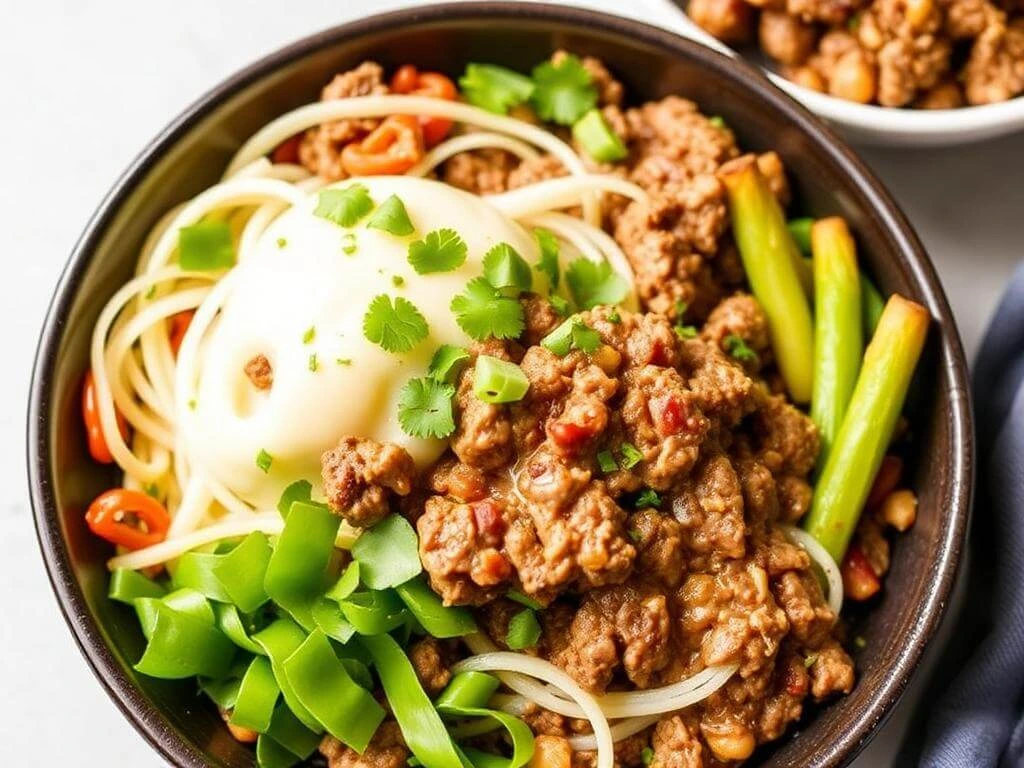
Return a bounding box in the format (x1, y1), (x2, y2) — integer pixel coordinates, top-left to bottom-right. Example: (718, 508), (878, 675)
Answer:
(253, 618), (323, 733)
(462, 748), (517, 768)
(133, 601), (236, 679)
(265, 703), (322, 758)
(861, 274), (885, 336)
(256, 734), (298, 768)
(230, 656), (280, 733)
(395, 578), (476, 638)
(282, 630), (385, 753)
(264, 501), (341, 629)
(277, 480), (313, 517)
(339, 590), (409, 635)
(213, 531), (272, 612)
(172, 551), (233, 602)
(108, 568), (166, 604)
(360, 633), (466, 768)
(436, 672), (535, 768)
(214, 603), (266, 655)
(135, 587), (213, 639)
(351, 514), (422, 590)
(312, 597), (357, 644)
(325, 561), (361, 602)
(200, 675), (243, 710)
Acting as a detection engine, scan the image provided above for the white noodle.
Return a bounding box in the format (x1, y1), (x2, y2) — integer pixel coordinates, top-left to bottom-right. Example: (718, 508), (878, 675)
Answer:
(568, 715), (661, 752)
(408, 131), (541, 177)
(780, 524), (844, 617)
(487, 174), (647, 220)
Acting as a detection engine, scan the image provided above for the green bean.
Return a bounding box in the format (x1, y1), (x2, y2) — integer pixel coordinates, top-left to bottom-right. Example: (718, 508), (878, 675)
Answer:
(804, 295), (929, 561)
(810, 218), (863, 466)
(721, 157), (815, 403)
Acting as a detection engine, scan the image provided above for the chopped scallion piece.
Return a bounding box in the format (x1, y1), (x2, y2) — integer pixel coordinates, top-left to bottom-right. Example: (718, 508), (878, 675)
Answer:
(314, 184), (374, 228)
(709, 115), (728, 130)
(276, 237), (288, 249)
(342, 233), (358, 255)
(428, 344), (471, 385)
(506, 608), (542, 650)
(597, 450), (618, 474)
(179, 221), (235, 271)
(336, 357), (353, 366)
(483, 242), (533, 293)
(367, 194), (415, 236)
(619, 442), (643, 469)
(506, 590), (543, 610)
(391, 275), (405, 288)
(256, 449), (273, 473)
(635, 488), (661, 509)
(473, 356), (530, 404)
(308, 353), (319, 372)
(572, 108), (628, 163)
(459, 63), (535, 114)
(675, 324), (697, 340)
(724, 334), (758, 364)
(302, 326), (316, 344)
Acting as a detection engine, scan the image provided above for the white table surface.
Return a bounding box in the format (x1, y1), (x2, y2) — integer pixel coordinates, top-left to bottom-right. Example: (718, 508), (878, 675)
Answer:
(2, 0), (1021, 764)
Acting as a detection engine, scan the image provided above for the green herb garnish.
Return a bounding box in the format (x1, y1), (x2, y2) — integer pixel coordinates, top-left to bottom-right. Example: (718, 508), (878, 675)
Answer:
(276, 237), (288, 249)
(505, 609), (542, 650)
(550, 295), (570, 316)
(336, 358), (353, 366)
(541, 316), (601, 356)
(408, 228), (467, 274)
(619, 442), (643, 469)
(363, 294), (429, 354)
(635, 488), (661, 509)
(342, 233), (358, 255)
(397, 377), (456, 439)
(483, 242), (533, 293)
(473, 356), (530, 404)
(302, 326), (316, 344)
(566, 257), (628, 309)
(367, 194), (415, 237)
(607, 309), (621, 324)
(391, 275), (405, 288)
(314, 184), (374, 227)
(255, 449), (273, 473)
(179, 221), (235, 271)
(459, 63), (535, 114)
(675, 325), (698, 340)
(450, 277), (525, 341)
(428, 344), (471, 385)
(534, 228), (561, 290)
(308, 353), (319, 372)
(506, 590), (543, 610)
(597, 450), (617, 474)
(725, 334), (758, 364)
(572, 108), (627, 163)
(709, 115), (728, 130)
(530, 54), (597, 125)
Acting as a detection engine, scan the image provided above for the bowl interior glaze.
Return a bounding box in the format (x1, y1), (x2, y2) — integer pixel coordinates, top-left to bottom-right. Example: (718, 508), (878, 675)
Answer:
(28, 4), (972, 767)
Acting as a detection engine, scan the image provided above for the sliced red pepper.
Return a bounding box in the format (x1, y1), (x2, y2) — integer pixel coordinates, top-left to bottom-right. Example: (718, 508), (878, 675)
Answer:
(866, 455), (903, 511)
(388, 65), (457, 148)
(841, 545), (881, 601)
(341, 115), (425, 176)
(82, 370), (129, 464)
(169, 310), (195, 357)
(649, 393), (688, 437)
(270, 134), (303, 165)
(86, 488), (170, 550)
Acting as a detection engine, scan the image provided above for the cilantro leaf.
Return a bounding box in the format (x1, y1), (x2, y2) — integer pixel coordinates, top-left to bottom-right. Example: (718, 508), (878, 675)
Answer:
(635, 488), (661, 509)
(619, 442), (643, 469)
(530, 54), (598, 125)
(724, 334), (759, 365)
(550, 295), (570, 317)
(541, 316), (601, 356)
(483, 242), (532, 293)
(428, 344), (470, 385)
(367, 194), (415, 237)
(363, 294), (429, 353)
(397, 377), (456, 439)
(534, 228), (560, 290)
(572, 322), (602, 353)
(459, 63), (535, 114)
(179, 221), (235, 271)
(566, 258), (629, 309)
(450, 277), (525, 341)
(314, 184), (374, 227)
(255, 449), (273, 473)
(408, 228), (467, 274)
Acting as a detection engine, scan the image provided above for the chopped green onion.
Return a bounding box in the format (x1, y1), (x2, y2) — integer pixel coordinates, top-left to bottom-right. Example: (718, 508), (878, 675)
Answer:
(212, 531), (272, 613)
(367, 194), (415, 236)
(429, 344), (470, 385)
(108, 568), (166, 604)
(641, 746), (655, 765)
(675, 324), (697, 340)
(506, 608), (542, 650)
(336, 357), (353, 366)
(619, 442), (643, 469)
(283, 630), (384, 752)
(276, 480), (312, 517)
(596, 450), (617, 474)
(352, 514), (422, 590)
(395, 577), (476, 638)
(264, 501), (341, 629)
(391, 275), (405, 288)
(709, 115), (728, 130)
(506, 590), (543, 610)
(276, 237), (288, 249)
(230, 656), (279, 733)
(308, 353), (319, 372)
(484, 242), (533, 293)
(342, 233), (358, 255)
(607, 309), (621, 323)
(635, 488), (661, 509)
(302, 326), (316, 344)
(473, 356), (530, 404)
(724, 334), (758, 365)
(572, 108), (627, 163)
(256, 449), (273, 473)
(314, 184), (374, 228)
(179, 221), (235, 271)
(459, 63), (535, 114)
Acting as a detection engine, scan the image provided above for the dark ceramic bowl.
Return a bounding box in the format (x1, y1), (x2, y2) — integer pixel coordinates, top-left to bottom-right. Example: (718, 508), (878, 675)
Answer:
(27, 3), (972, 767)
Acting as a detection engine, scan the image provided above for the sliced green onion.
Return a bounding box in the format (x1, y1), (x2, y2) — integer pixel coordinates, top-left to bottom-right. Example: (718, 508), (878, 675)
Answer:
(283, 630), (384, 752)
(339, 590), (409, 635)
(264, 501), (341, 629)
(133, 601), (236, 679)
(256, 449), (273, 473)
(619, 442), (643, 469)
(108, 568), (166, 604)
(596, 450), (617, 474)
(253, 618), (322, 733)
(506, 608), (542, 650)
(360, 633), (466, 768)
(395, 577), (476, 638)
(231, 656), (280, 733)
(429, 344), (471, 385)
(572, 108), (627, 163)
(367, 194), (415, 236)
(178, 221), (235, 271)
(276, 480), (312, 517)
(506, 590), (543, 610)
(473, 356), (529, 404)
(342, 233), (358, 255)
(213, 531), (272, 612)
(351, 514), (421, 590)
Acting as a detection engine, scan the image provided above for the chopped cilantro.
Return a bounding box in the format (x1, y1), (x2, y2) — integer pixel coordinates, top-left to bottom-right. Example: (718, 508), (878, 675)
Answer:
(336, 358), (353, 366)
(530, 54), (597, 125)
(408, 228), (467, 274)
(635, 488), (661, 509)
(187, 398), (197, 411)
(302, 326), (316, 344)
(276, 237), (288, 249)
(367, 194), (415, 237)
(506, 608), (542, 650)
(255, 449), (273, 473)
(573, 108), (627, 163)
(459, 63), (535, 114)
(572, 322), (601, 353)
(534, 228), (561, 290)
(803, 653), (819, 669)
(308, 353), (319, 372)
(483, 242), (533, 293)
(428, 344), (470, 385)
(628, 528), (641, 543)
(314, 184), (374, 227)
(143, 285), (157, 300)
(178, 221), (235, 271)
(675, 324), (698, 340)
(541, 316), (602, 356)
(641, 747), (654, 766)
(450, 277), (525, 341)
(506, 590), (543, 610)
(363, 294), (429, 354)
(397, 377), (456, 439)
(607, 309), (621, 324)
(724, 334), (759, 364)
(549, 295), (570, 317)
(619, 442), (643, 469)
(391, 275), (405, 288)
(143, 483), (160, 499)
(709, 115), (728, 130)
(473, 356), (530, 404)
(342, 233), (358, 255)
(566, 257), (628, 309)
(674, 299), (689, 318)
(597, 450), (617, 474)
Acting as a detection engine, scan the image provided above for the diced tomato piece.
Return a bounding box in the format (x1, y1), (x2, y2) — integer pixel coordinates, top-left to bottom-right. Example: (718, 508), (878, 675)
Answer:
(842, 545), (881, 601)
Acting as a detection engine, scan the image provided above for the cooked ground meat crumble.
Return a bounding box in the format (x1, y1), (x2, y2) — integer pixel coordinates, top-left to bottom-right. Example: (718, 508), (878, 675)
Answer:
(301, 55), (872, 767)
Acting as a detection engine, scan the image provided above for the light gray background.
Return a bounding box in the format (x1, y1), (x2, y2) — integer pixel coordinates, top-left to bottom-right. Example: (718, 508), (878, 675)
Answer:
(2, 0), (1021, 764)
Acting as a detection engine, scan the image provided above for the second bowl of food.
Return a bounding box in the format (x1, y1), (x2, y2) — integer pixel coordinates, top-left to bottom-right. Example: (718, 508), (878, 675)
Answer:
(29, 3), (972, 767)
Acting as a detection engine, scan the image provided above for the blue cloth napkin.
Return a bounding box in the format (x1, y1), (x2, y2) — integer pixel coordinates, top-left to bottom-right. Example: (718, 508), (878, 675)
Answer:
(921, 263), (1024, 768)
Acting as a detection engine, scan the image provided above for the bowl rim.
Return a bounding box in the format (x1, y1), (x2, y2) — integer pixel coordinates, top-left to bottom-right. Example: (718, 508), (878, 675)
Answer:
(27, 3), (974, 767)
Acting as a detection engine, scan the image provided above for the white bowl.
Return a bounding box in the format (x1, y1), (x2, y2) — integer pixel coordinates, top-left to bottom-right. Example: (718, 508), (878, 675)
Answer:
(642, 0), (1024, 146)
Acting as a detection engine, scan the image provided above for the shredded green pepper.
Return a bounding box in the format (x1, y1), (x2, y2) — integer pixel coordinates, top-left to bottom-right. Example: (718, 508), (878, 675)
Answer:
(108, 568), (166, 604)
(214, 603), (266, 655)
(351, 514), (421, 590)
(339, 590), (409, 635)
(172, 551), (233, 603)
(253, 618), (323, 733)
(256, 734), (298, 768)
(213, 531), (272, 612)
(436, 672), (535, 768)
(265, 703), (322, 758)
(361, 633), (466, 768)
(395, 578), (476, 638)
(136, 587), (213, 639)
(230, 656), (279, 733)
(325, 561), (361, 602)
(133, 600), (236, 679)
(264, 501), (341, 629)
(282, 630), (385, 753)
(311, 597), (357, 644)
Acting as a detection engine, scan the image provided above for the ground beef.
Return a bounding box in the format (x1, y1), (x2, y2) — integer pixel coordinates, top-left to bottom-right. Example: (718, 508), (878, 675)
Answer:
(320, 722), (407, 768)
(760, 9), (820, 64)
(689, 0), (758, 41)
(700, 294), (771, 372)
(320, 437), (415, 527)
(244, 354), (273, 389)
(299, 62), (389, 180)
(441, 148), (517, 195)
(507, 154), (569, 189)
(408, 637), (452, 696)
(651, 715), (706, 768)
(964, 15), (1024, 103)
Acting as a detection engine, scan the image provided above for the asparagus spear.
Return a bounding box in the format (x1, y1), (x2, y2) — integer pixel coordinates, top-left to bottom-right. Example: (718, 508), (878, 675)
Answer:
(860, 274), (885, 336)
(810, 218), (863, 467)
(720, 157), (815, 403)
(803, 295), (929, 562)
